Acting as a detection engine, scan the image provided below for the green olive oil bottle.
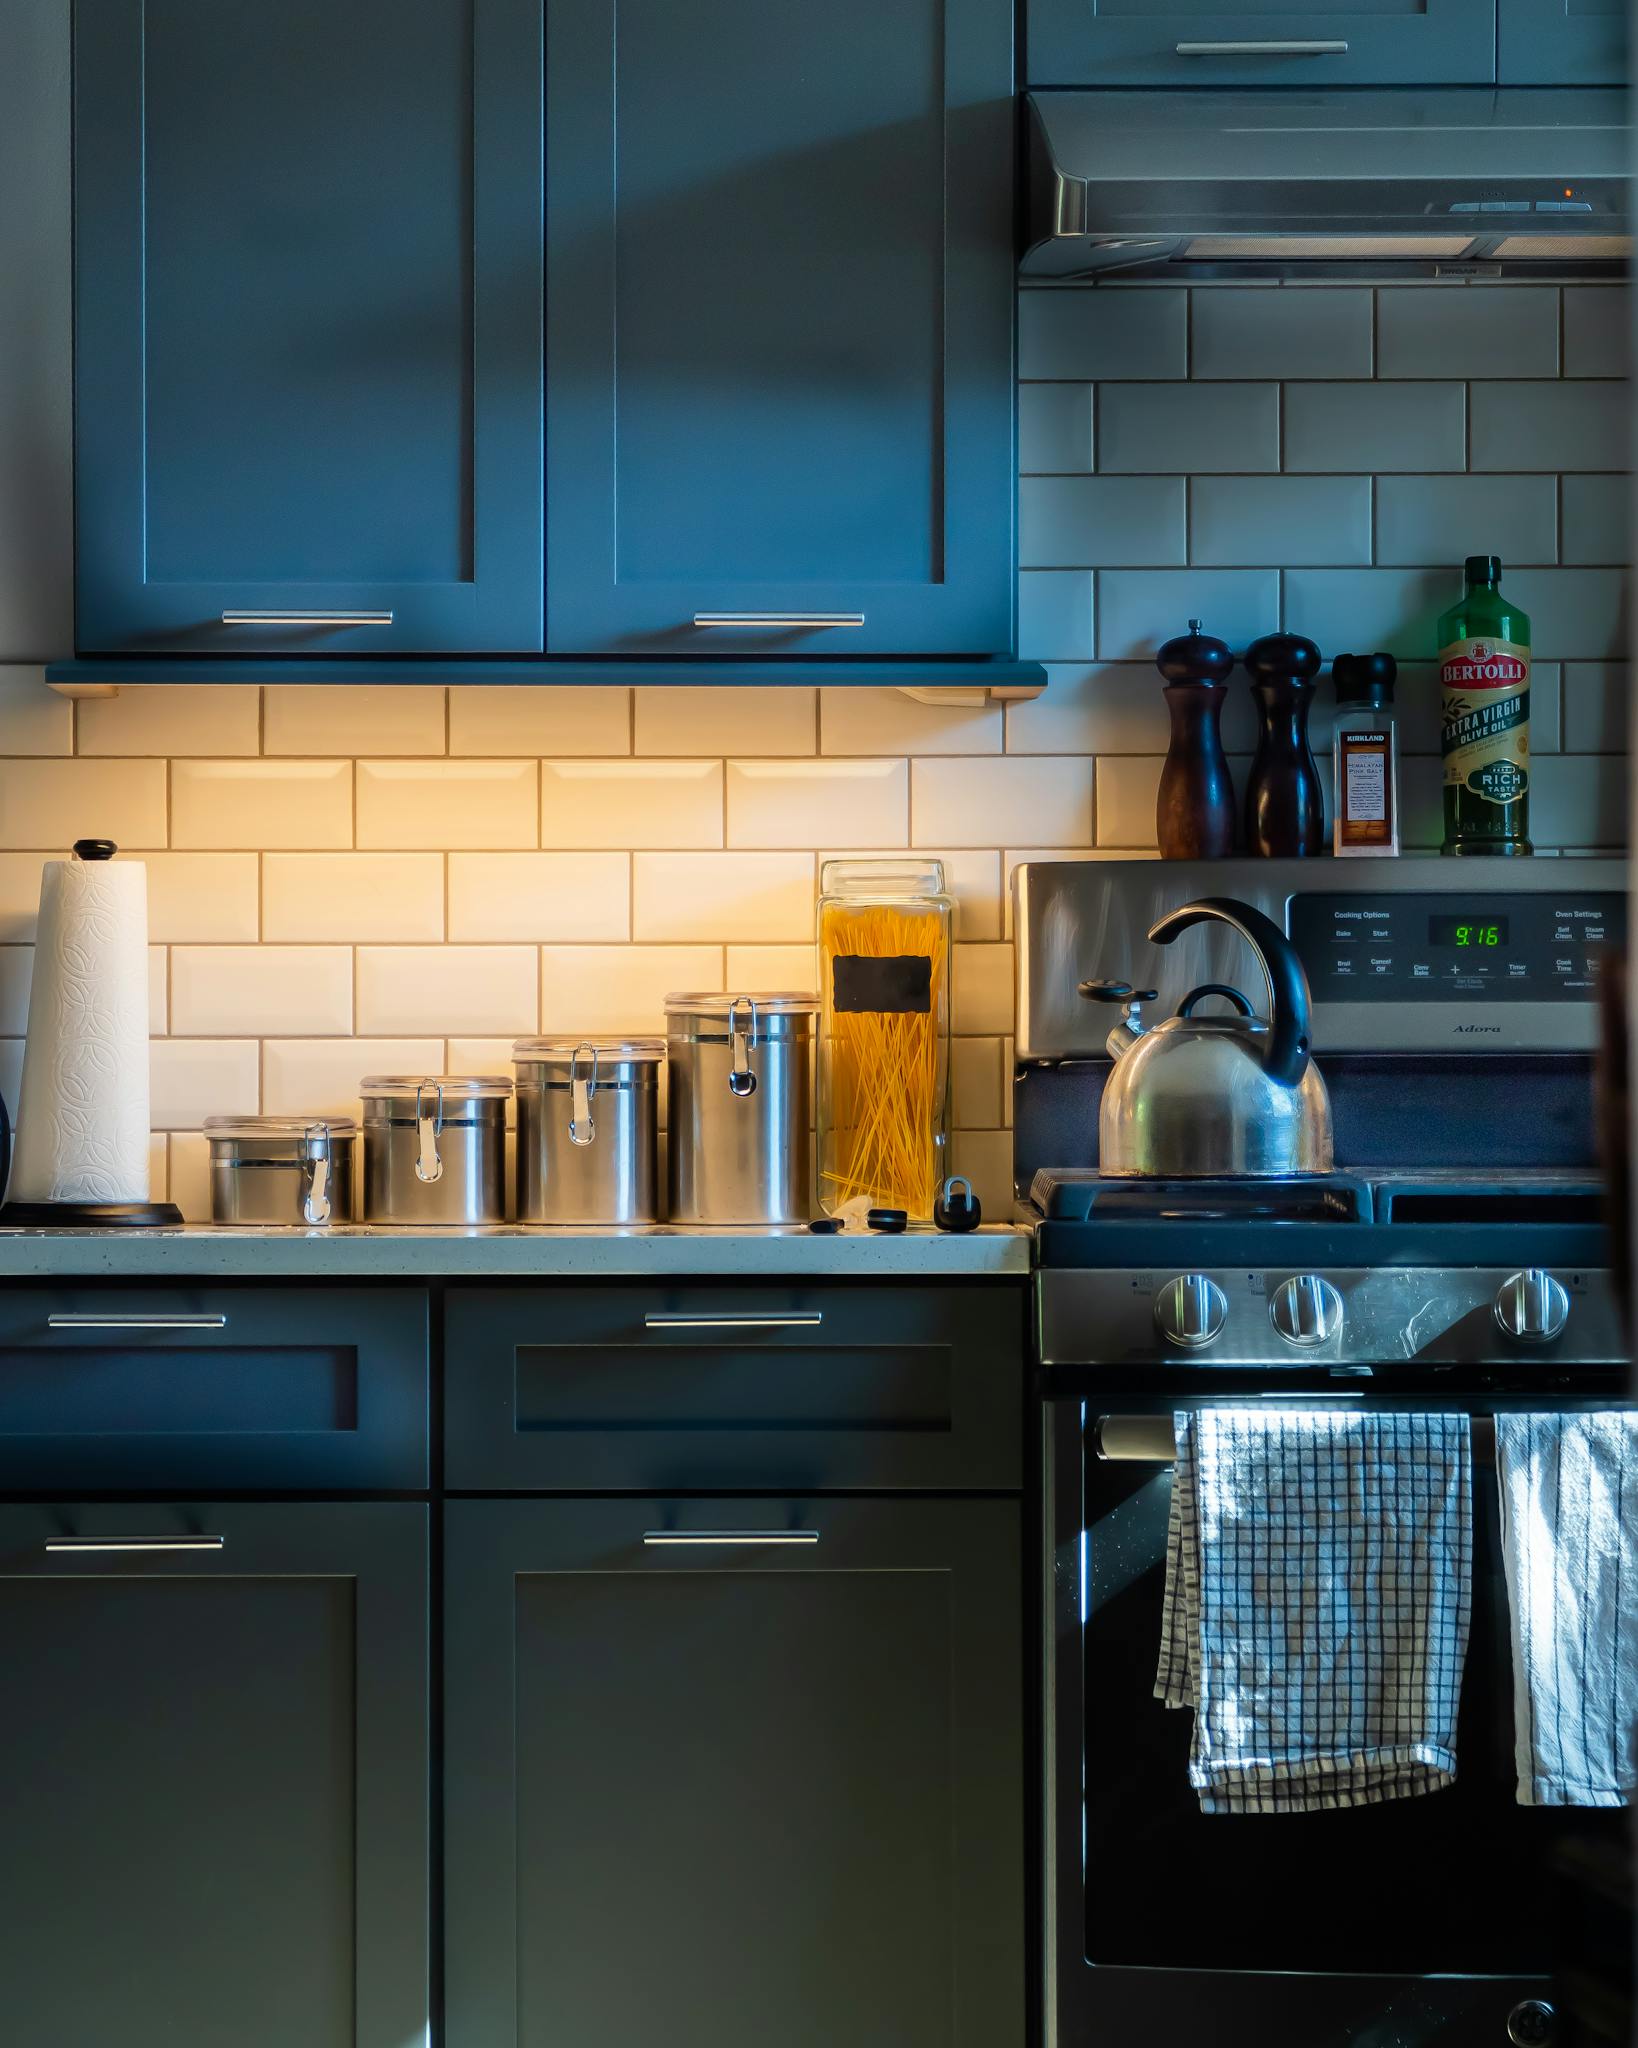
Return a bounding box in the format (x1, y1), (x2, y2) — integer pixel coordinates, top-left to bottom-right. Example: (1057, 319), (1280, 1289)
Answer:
(1438, 554), (1532, 856)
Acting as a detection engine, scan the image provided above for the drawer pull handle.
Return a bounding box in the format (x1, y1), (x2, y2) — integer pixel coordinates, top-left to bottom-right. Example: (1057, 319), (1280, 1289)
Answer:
(221, 609), (394, 627)
(45, 1535), (226, 1554)
(642, 1312), (823, 1330)
(691, 613), (864, 629)
(47, 1314), (229, 1331)
(642, 1530), (820, 1547)
(1176, 38), (1347, 53)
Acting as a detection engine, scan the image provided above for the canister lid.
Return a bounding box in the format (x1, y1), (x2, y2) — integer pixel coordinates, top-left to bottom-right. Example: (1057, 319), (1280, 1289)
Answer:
(512, 1037), (664, 1064)
(359, 1074), (513, 1101)
(205, 1114), (358, 1139)
(662, 991), (818, 1019)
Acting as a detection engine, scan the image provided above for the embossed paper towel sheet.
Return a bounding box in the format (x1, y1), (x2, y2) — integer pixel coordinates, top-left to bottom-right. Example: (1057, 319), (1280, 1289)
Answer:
(10, 857), (152, 1203)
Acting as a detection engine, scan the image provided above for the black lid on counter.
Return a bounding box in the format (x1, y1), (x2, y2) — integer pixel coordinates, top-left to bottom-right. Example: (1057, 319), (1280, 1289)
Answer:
(1332, 651), (1397, 707)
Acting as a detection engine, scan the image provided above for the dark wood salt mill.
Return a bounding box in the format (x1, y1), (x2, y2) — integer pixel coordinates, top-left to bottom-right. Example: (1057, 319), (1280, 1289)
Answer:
(1243, 631), (1326, 857)
(1155, 619), (1236, 859)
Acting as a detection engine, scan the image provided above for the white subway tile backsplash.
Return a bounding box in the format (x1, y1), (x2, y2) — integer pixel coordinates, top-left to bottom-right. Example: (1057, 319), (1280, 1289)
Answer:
(1020, 476), (1186, 568)
(1094, 756), (1164, 847)
(149, 946), (167, 1036)
(0, 854), (48, 940)
(1019, 570), (1095, 662)
(358, 759), (537, 851)
(543, 760), (723, 850)
(1190, 476), (1372, 568)
(633, 851), (814, 942)
(142, 852), (261, 942)
(1561, 663), (1628, 754)
(265, 684), (445, 756)
(79, 686), (260, 757)
(1375, 286), (1559, 380)
(1560, 476), (1630, 567)
(264, 852), (444, 943)
(0, 667), (72, 755)
(1019, 288), (1185, 381)
(0, 758), (168, 850)
(819, 688), (1002, 757)
(951, 944), (1014, 1035)
(168, 1133), (209, 1222)
(263, 1038), (444, 1118)
(727, 760), (906, 849)
(448, 686), (631, 757)
(1374, 475), (1557, 567)
(724, 944), (819, 992)
(1470, 382), (1629, 472)
(1518, 569), (1629, 662)
(1097, 571), (1280, 661)
(636, 688), (814, 757)
(1193, 287), (1372, 381)
(912, 756), (1092, 849)
(951, 1128), (1012, 1215)
(1283, 569), (1453, 660)
(173, 759), (351, 850)
(0, 946), (33, 1035)
(1529, 756), (1629, 848)
(1019, 384), (1095, 473)
(171, 945), (353, 1036)
(1006, 667), (1260, 758)
(1562, 287), (1630, 379)
(540, 945), (721, 1035)
(356, 946), (539, 1037)
(1098, 384), (1279, 474)
(150, 1039), (259, 1128)
(448, 852), (630, 942)
(1283, 383), (1465, 473)
(951, 1036), (1004, 1130)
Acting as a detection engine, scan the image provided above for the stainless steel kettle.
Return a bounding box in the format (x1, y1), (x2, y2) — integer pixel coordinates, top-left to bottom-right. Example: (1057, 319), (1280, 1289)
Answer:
(1081, 897), (1332, 1178)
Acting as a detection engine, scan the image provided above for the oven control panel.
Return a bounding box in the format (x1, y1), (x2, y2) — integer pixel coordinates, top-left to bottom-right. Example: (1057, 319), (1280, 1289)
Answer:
(1290, 890), (1624, 1003)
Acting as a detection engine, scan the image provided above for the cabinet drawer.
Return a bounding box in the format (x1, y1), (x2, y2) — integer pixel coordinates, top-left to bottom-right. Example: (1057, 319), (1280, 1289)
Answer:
(445, 1283), (1025, 1492)
(0, 1287), (428, 1492)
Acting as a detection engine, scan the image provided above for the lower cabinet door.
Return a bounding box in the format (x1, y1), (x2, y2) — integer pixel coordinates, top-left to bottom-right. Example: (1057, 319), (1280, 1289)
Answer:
(445, 1497), (1025, 2048)
(0, 1502), (428, 2048)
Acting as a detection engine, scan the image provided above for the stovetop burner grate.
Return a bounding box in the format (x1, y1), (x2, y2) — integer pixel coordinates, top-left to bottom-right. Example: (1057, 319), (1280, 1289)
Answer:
(1028, 1170), (1372, 1225)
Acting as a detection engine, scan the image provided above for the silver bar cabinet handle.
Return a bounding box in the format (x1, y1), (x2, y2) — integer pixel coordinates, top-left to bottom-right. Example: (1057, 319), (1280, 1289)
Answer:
(1093, 1414), (1497, 1464)
(643, 1312), (823, 1330)
(1176, 38), (1347, 54)
(691, 612), (864, 629)
(221, 609), (394, 627)
(643, 1530), (820, 1547)
(47, 1313), (228, 1331)
(46, 1535), (227, 1554)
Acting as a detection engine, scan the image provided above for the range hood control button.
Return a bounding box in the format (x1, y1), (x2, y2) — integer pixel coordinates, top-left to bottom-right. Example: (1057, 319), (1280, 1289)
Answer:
(1494, 1269), (1570, 1345)
(1155, 1275), (1228, 1350)
(1270, 1275), (1344, 1346)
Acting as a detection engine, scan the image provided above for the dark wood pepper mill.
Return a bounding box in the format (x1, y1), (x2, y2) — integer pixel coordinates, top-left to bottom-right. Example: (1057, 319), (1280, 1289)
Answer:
(1243, 631), (1325, 858)
(1155, 619), (1236, 859)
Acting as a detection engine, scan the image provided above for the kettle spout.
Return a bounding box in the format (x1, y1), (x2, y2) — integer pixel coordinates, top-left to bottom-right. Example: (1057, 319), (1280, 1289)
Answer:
(1105, 996), (1149, 1062)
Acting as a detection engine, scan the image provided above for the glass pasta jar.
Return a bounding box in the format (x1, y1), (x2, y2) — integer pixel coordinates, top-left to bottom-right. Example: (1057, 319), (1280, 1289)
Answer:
(817, 858), (952, 1222)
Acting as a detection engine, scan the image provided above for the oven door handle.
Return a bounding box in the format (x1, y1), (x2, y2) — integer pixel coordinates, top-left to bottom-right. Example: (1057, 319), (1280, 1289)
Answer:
(1093, 1412), (1500, 1462)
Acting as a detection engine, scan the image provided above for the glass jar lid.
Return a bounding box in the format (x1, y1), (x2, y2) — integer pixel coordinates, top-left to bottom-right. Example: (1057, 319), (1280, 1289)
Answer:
(205, 1114), (358, 1139)
(819, 856), (949, 903)
(359, 1074), (513, 1102)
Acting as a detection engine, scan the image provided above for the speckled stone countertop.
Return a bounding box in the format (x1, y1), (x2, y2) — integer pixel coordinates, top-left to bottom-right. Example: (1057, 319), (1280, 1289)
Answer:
(0, 1223), (1032, 1279)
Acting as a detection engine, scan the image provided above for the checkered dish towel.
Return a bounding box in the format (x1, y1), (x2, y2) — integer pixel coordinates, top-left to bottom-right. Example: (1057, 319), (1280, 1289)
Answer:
(1156, 1409), (1474, 1814)
(1494, 1412), (1638, 1807)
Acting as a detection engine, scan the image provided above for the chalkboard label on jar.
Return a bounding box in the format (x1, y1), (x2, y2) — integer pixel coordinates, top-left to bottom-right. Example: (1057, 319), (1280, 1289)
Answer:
(831, 953), (933, 1015)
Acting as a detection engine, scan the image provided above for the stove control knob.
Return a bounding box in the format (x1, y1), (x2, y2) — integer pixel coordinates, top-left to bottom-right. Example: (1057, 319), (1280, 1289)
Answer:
(1507, 1999), (1555, 2047)
(1269, 1275), (1344, 1347)
(1155, 1274), (1228, 1350)
(1494, 1270), (1570, 1345)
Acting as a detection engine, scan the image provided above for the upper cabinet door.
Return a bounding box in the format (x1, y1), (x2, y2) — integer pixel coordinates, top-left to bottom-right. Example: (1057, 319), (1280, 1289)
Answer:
(73, 0), (543, 656)
(1028, 0), (1496, 85)
(1498, 0), (1627, 81)
(544, 0), (1017, 658)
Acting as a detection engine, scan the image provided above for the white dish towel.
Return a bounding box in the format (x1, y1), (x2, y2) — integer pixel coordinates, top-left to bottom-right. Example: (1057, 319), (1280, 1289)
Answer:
(1493, 1412), (1638, 1808)
(1157, 1409), (1473, 1814)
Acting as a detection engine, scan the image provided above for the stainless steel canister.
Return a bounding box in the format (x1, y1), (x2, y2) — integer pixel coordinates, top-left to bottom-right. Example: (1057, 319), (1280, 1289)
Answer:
(359, 1075), (510, 1225)
(205, 1115), (357, 1227)
(663, 992), (817, 1225)
(513, 1038), (663, 1225)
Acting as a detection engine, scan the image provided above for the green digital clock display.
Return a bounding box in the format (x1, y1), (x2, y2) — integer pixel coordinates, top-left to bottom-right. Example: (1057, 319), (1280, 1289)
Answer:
(1429, 915), (1510, 948)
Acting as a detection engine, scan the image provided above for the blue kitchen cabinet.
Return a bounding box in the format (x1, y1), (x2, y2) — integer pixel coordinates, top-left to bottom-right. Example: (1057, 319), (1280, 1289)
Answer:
(1028, 0), (1497, 85)
(444, 1496), (1026, 2047)
(73, 0), (543, 655)
(0, 1501), (429, 2048)
(544, 0), (1018, 658)
(1498, 0), (1628, 82)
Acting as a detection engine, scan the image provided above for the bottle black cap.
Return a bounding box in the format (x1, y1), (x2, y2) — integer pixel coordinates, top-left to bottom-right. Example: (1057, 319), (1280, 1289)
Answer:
(1465, 554), (1502, 582)
(1331, 652), (1397, 708)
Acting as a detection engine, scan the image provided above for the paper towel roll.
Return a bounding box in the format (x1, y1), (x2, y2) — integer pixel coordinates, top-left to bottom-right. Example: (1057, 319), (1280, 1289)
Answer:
(10, 855), (152, 1204)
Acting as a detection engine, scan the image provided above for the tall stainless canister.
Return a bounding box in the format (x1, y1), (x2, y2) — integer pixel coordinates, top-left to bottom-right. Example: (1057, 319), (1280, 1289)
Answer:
(205, 1115), (357, 1227)
(360, 1075), (510, 1225)
(513, 1038), (663, 1225)
(663, 992), (817, 1225)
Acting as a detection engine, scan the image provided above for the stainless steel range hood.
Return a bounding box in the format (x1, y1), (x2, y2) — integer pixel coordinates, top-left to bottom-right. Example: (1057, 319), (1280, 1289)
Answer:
(1023, 89), (1631, 281)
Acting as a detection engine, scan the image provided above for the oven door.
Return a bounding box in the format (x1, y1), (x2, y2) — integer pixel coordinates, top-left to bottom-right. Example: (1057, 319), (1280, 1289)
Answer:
(1047, 1389), (1633, 2048)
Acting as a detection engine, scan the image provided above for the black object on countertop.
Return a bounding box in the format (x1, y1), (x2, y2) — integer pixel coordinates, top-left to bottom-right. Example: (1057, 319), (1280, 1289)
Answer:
(807, 1217), (845, 1234)
(1242, 632), (1325, 858)
(1156, 619), (1236, 861)
(0, 1199), (184, 1228)
(866, 1207), (909, 1234)
(934, 1176), (982, 1232)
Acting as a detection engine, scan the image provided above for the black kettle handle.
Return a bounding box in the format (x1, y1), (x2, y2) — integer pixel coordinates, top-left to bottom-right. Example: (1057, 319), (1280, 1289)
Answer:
(1146, 897), (1312, 1088)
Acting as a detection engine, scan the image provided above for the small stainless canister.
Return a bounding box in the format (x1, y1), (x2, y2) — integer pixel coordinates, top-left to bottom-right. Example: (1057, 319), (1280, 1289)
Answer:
(513, 1038), (663, 1226)
(663, 992), (817, 1225)
(360, 1075), (510, 1226)
(205, 1115), (357, 1228)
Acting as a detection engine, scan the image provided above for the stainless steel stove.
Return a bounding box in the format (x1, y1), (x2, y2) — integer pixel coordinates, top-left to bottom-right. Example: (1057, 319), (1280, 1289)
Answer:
(1016, 859), (1632, 2048)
